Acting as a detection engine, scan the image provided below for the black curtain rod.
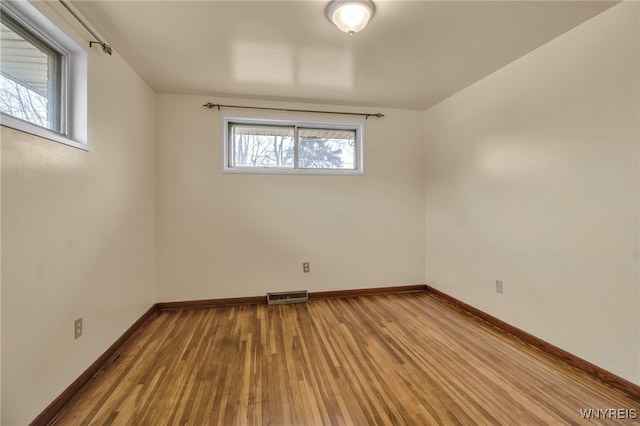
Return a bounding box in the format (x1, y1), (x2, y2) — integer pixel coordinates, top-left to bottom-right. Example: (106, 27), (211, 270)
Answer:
(203, 103), (384, 119)
(58, 0), (112, 55)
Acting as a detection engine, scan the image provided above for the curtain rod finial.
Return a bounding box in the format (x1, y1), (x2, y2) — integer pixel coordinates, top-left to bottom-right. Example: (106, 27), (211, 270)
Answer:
(89, 41), (112, 55)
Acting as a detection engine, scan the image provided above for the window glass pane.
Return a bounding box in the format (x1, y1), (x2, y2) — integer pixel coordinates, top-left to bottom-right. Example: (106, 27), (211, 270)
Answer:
(231, 124), (295, 167)
(0, 14), (61, 131)
(298, 128), (356, 169)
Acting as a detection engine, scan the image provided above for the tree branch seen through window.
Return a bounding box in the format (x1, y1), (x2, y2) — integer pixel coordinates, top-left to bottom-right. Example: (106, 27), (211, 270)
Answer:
(0, 73), (49, 128)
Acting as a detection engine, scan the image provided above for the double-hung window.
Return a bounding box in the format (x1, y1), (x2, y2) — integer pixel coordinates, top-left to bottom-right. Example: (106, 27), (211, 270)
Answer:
(0, 1), (88, 149)
(223, 115), (365, 175)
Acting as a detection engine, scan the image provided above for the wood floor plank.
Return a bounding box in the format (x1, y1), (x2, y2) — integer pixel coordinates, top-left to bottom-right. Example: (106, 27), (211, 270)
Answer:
(51, 293), (640, 425)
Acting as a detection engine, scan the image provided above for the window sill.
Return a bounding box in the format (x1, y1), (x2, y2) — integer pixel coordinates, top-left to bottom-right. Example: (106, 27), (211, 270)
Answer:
(1, 115), (89, 151)
(222, 167), (364, 175)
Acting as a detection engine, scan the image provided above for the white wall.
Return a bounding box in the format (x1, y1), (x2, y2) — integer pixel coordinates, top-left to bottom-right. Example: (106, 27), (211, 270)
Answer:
(156, 95), (425, 302)
(1, 4), (157, 424)
(424, 2), (639, 383)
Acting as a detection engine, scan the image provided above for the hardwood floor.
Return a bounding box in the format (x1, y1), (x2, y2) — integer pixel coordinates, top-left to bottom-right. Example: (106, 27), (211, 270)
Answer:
(52, 293), (640, 425)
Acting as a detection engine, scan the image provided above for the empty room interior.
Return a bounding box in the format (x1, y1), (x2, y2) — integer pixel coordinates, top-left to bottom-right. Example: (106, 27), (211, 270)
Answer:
(1, 0), (639, 424)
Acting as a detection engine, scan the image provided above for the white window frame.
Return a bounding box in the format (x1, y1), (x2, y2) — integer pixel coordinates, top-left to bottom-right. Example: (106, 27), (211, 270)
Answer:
(222, 114), (365, 175)
(0, 1), (88, 150)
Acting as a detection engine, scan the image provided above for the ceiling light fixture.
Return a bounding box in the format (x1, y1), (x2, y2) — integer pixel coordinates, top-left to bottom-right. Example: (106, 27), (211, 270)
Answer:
(326, 0), (375, 35)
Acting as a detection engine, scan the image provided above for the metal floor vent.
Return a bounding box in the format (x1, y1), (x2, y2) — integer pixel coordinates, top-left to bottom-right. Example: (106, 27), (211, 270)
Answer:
(267, 290), (309, 305)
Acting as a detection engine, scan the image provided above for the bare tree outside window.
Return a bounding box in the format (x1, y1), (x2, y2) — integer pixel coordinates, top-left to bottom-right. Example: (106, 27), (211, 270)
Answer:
(232, 126), (295, 167)
(0, 73), (48, 127)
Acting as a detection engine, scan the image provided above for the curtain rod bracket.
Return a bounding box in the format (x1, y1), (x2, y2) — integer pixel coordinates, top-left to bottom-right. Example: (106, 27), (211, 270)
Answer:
(89, 41), (112, 55)
(203, 102), (383, 119)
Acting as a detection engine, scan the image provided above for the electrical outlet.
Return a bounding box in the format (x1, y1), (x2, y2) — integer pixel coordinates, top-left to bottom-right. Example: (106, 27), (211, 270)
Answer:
(495, 279), (504, 294)
(303, 262), (310, 273)
(74, 318), (83, 339)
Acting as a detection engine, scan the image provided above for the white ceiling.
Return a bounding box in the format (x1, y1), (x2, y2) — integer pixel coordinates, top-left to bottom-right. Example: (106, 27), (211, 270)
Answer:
(71, 0), (617, 110)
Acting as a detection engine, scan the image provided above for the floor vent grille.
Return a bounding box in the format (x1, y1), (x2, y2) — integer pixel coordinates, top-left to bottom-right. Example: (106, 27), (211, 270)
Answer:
(267, 290), (309, 305)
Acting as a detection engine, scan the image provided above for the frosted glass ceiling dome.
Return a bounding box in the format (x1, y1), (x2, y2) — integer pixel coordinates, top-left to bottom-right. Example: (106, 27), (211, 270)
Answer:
(326, 0), (375, 35)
